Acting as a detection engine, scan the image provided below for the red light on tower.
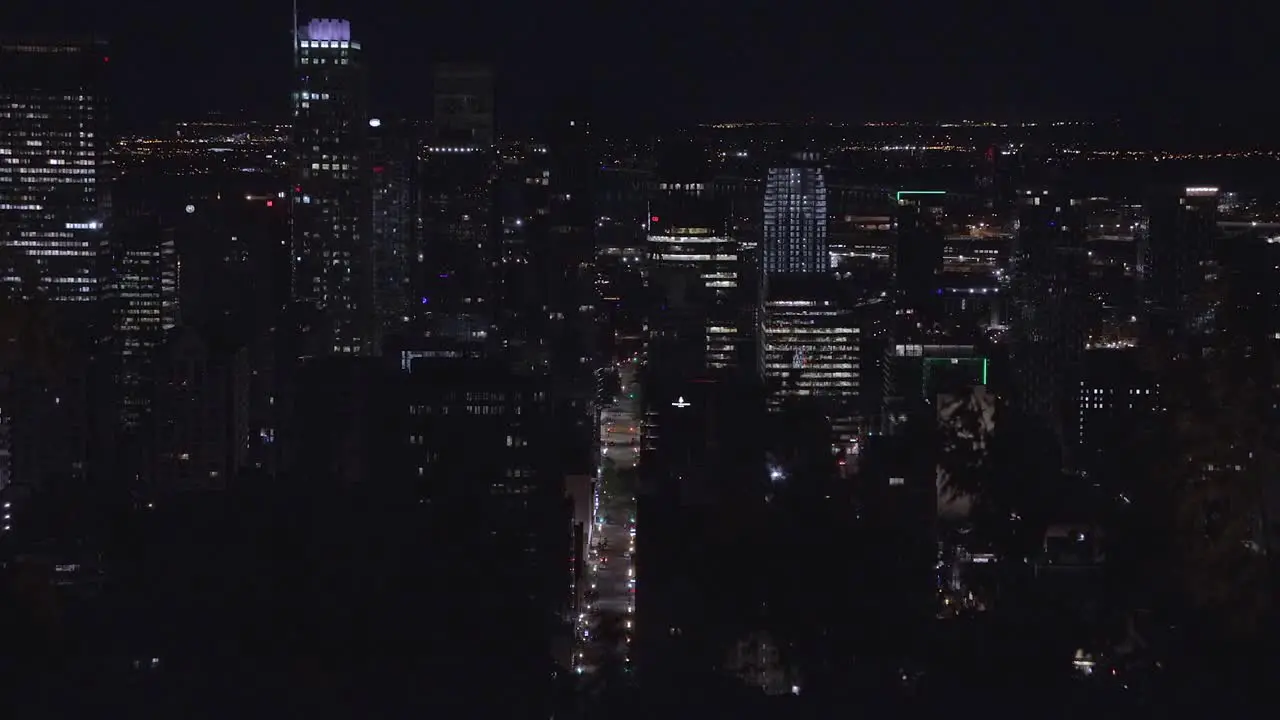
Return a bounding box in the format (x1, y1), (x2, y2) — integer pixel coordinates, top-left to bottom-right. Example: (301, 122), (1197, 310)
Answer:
(650, 216), (659, 223)
(266, 200), (274, 207)
(103, 56), (110, 63)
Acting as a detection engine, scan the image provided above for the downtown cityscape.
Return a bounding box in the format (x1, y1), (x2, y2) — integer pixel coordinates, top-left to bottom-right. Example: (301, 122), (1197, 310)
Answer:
(2, 2), (1280, 717)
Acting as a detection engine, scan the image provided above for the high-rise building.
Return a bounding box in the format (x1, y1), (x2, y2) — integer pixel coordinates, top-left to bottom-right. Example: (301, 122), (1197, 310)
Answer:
(763, 276), (860, 446)
(291, 18), (375, 355)
(763, 153), (828, 276)
(418, 64), (497, 347)
(403, 356), (574, 704)
(0, 39), (109, 304)
(369, 118), (423, 336)
(892, 190), (947, 329)
(648, 184), (758, 375)
(1139, 186), (1219, 333)
(1076, 349), (1160, 482)
(0, 38), (110, 494)
(1009, 189), (1088, 464)
(432, 63), (495, 147)
(103, 214), (179, 432)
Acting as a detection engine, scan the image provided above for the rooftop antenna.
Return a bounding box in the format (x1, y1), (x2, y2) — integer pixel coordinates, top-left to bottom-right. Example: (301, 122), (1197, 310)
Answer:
(292, 0), (299, 68)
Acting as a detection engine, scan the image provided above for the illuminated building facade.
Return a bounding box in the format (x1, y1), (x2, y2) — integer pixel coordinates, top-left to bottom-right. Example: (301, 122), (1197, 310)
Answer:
(764, 277), (860, 443)
(647, 188), (754, 373)
(0, 39), (109, 303)
(104, 215), (179, 431)
(291, 18), (376, 355)
(763, 153), (828, 276)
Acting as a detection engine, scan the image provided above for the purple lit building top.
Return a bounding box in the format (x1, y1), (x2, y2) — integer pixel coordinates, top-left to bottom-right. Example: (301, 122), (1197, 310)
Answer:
(301, 18), (352, 42)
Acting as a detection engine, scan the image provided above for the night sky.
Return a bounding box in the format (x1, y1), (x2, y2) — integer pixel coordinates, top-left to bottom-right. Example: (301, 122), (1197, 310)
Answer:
(4, 0), (1276, 132)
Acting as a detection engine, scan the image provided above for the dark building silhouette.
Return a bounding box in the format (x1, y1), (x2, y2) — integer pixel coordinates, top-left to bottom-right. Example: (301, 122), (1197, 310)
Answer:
(1009, 189), (1088, 466)
(151, 327), (250, 492)
(432, 63), (494, 147)
(1076, 348), (1160, 483)
(402, 356), (575, 703)
(417, 65), (498, 348)
(369, 118), (424, 339)
(1140, 186), (1219, 334)
(892, 191), (946, 328)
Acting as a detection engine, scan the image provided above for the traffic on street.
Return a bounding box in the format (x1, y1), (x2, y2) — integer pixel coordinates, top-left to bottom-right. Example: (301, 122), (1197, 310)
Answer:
(575, 356), (641, 681)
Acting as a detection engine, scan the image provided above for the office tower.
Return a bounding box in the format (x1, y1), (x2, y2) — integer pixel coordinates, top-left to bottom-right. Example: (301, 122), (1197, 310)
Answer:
(103, 215), (179, 432)
(494, 141), (551, 357)
(893, 190), (947, 331)
(537, 119), (599, 476)
(594, 166), (650, 359)
(763, 153), (828, 276)
(1009, 190), (1088, 465)
(176, 192), (290, 336)
(0, 39), (109, 304)
(433, 63), (495, 146)
(1139, 186), (1219, 334)
(369, 118), (423, 337)
(1076, 349), (1160, 482)
(418, 64), (497, 347)
(151, 328), (251, 491)
(403, 356), (573, 707)
(633, 376), (769, 686)
(0, 39), (109, 493)
(647, 183), (758, 375)
(857, 430), (938, 636)
(291, 18), (375, 355)
(764, 276), (860, 447)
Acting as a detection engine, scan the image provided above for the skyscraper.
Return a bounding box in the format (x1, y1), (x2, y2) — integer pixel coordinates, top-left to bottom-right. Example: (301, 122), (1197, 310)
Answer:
(418, 64), (497, 347)
(1009, 189), (1088, 464)
(103, 214), (179, 432)
(432, 63), (495, 146)
(763, 153), (828, 276)
(1139, 186), (1219, 333)
(369, 117), (423, 337)
(291, 18), (375, 355)
(763, 276), (860, 446)
(893, 190), (947, 330)
(0, 39), (109, 303)
(0, 38), (109, 493)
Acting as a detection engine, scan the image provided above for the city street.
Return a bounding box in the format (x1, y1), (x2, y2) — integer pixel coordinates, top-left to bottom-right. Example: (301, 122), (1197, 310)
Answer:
(576, 357), (641, 680)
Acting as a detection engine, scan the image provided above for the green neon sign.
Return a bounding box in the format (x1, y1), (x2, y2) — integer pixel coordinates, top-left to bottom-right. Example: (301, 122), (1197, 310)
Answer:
(895, 190), (947, 202)
(922, 356), (989, 398)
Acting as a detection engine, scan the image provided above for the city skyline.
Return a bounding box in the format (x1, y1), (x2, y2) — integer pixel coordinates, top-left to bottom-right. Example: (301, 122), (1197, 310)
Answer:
(5, 1), (1279, 132)
(4, 3), (1280, 714)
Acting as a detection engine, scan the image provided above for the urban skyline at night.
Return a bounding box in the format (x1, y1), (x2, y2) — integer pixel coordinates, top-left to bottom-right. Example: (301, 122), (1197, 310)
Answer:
(2, 2), (1278, 717)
